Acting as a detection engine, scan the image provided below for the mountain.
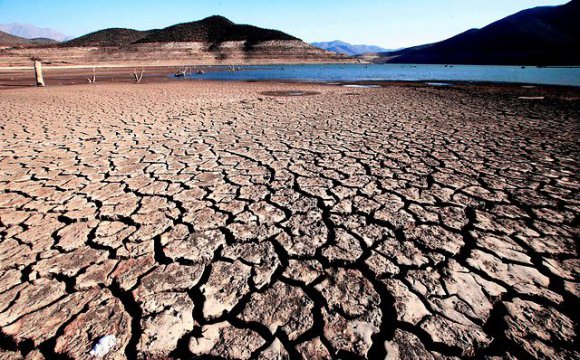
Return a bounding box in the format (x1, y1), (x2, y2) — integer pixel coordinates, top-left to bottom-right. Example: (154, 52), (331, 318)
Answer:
(62, 16), (298, 48)
(0, 23), (70, 42)
(365, 0), (580, 65)
(1, 16), (351, 66)
(311, 40), (389, 56)
(136, 16), (298, 46)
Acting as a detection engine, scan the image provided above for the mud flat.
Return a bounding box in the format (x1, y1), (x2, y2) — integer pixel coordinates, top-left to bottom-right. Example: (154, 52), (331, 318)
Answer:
(0, 65), (231, 89)
(0, 81), (578, 359)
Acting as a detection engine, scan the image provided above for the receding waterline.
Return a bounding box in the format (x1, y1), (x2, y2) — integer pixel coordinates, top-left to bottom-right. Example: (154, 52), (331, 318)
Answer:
(183, 64), (580, 87)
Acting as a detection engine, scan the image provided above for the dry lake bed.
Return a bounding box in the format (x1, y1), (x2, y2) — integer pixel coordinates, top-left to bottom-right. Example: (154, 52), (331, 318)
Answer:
(0, 81), (578, 359)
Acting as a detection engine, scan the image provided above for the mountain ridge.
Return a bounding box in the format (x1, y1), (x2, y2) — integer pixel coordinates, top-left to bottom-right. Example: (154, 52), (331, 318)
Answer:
(311, 40), (389, 56)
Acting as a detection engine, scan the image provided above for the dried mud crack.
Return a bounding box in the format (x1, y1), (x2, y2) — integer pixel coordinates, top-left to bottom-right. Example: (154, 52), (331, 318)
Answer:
(0, 81), (578, 360)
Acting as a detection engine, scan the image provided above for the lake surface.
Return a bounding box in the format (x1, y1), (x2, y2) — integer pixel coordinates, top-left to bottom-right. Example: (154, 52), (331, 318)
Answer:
(186, 64), (580, 87)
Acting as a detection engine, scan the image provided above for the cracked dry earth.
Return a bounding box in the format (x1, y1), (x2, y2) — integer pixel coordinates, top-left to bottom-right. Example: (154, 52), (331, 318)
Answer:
(0, 81), (578, 360)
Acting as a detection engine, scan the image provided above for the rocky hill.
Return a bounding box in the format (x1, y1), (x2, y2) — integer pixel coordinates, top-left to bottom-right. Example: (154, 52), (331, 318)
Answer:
(364, 0), (580, 65)
(0, 16), (349, 66)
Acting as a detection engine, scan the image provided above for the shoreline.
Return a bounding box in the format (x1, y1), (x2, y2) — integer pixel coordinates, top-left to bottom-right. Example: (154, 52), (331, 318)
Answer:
(2, 63), (579, 71)
(1, 64), (579, 90)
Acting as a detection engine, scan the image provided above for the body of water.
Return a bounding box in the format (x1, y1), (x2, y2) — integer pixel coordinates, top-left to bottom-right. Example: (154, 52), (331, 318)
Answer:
(185, 64), (580, 87)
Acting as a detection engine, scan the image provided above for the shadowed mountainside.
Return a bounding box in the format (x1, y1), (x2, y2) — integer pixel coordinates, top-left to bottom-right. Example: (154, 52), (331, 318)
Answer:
(362, 0), (580, 65)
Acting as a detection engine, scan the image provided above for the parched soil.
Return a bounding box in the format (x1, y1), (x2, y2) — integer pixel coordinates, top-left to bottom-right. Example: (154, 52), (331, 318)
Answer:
(0, 81), (578, 359)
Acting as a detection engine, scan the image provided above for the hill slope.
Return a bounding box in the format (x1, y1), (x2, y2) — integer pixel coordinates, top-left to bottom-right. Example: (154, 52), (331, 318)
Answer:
(371, 0), (580, 65)
(0, 30), (30, 46)
(28, 38), (60, 45)
(63, 28), (151, 47)
(311, 40), (389, 56)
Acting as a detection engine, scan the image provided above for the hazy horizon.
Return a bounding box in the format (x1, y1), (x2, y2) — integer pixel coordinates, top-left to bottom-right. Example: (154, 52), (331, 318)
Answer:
(0, 0), (571, 48)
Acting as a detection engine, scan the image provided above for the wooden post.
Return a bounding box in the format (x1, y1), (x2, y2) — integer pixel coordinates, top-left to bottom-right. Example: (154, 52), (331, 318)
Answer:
(34, 61), (45, 87)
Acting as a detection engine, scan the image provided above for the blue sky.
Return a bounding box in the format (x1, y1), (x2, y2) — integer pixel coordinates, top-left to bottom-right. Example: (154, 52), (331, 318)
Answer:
(0, 0), (570, 48)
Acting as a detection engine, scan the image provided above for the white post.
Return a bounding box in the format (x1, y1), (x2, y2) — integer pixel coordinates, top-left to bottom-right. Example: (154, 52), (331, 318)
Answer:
(34, 61), (45, 87)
